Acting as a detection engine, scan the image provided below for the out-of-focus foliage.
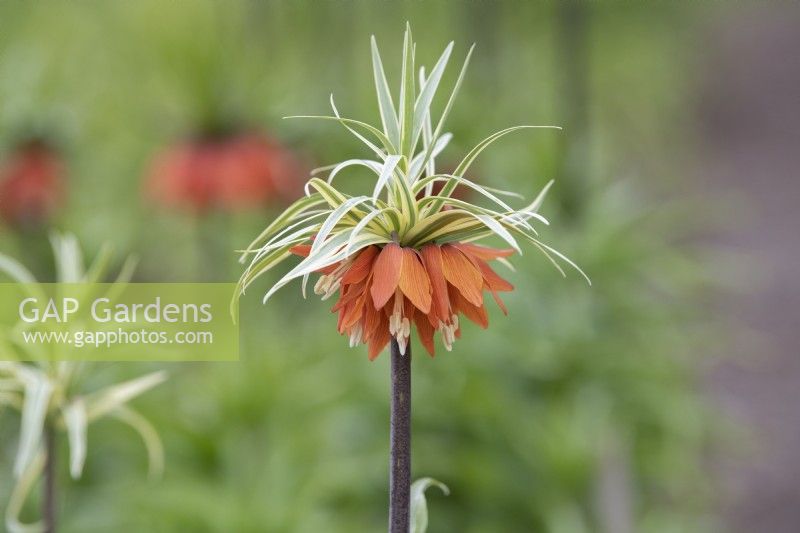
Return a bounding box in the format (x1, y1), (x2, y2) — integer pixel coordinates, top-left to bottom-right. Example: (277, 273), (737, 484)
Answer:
(0, 234), (165, 532)
(0, 1), (720, 532)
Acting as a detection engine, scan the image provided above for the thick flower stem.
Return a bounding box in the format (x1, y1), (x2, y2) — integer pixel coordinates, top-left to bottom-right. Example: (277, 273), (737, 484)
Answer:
(389, 338), (411, 533)
(43, 421), (56, 533)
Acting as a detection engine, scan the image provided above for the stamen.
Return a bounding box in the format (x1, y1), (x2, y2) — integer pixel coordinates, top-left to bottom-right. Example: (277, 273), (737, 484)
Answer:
(349, 323), (363, 347)
(389, 291), (404, 336)
(315, 258), (353, 298)
(438, 320), (457, 352)
(314, 275), (330, 295)
(397, 333), (408, 355)
(441, 326), (453, 351)
(321, 278), (341, 300)
(331, 262), (349, 278)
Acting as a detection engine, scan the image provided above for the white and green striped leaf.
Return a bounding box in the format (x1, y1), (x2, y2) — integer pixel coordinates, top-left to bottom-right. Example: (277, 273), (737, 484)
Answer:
(62, 398), (88, 479)
(310, 196), (376, 256)
(13, 367), (52, 478)
(0, 253), (37, 284)
(370, 35), (400, 148)
(373, 155), (402, 200)
(85, 371), (167, 422)
(240, 193), (326, 262)
(398, 23), (416, 159)
(428, 125), (562, 215)
(411, 41), (453, 150)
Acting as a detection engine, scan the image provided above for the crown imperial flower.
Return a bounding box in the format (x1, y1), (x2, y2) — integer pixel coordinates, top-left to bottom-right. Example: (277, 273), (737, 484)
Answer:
(146, 131), (304, 213)
(235, 26), (588, 359)
(0, 139), (65, 229)
(290, 241), (514, 358)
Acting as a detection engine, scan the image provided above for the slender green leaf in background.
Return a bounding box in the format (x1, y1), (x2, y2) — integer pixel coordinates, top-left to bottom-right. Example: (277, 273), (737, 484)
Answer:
(0, 234), (169, 531)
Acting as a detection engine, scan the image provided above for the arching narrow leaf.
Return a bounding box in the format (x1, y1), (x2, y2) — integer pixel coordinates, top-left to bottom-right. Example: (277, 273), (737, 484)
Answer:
(427, 125), (561, 215)
(311, 196), (375, 256)
(373, 155), (402, 200)
(411, 41), (453, 149)
(431, 44), (474, 141)
(526, 179), (555, 213)
(13, 368), (52, 478)
(398, 23), (416, 159)
(411, 477), (450, 533)
(409, 133), (452, 183)
(240, 193), (326, 262)
(318, 158), (382, 185)
(370, 35), (400, 147)
(86, 371), (167, 421)
(110, 405), (164, 479)
(62, 399), (88, 479)
(6, 448), (45, 533)
(0, 253), (36, 284)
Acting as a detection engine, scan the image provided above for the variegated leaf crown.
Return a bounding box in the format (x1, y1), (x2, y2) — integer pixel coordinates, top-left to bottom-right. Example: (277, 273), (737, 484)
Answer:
(235, 24), (588, 310)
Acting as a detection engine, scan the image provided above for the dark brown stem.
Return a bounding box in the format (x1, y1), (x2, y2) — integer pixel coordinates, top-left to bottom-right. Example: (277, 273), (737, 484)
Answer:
(43, 421), (56, 533)
(389, 338), (411, 533)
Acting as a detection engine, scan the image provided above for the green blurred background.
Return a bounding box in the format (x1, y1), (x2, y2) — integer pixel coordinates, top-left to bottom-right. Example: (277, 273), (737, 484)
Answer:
(3, 1), (797, 532)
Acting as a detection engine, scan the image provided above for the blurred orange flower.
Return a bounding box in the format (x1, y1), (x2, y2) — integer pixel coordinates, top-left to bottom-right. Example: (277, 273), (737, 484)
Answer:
(0, 140), (64, 229)
(145, 132), (305, 213)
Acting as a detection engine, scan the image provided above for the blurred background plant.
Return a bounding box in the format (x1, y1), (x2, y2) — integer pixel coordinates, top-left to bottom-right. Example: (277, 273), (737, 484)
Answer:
(1, 1), (794, 532)
(0, 233), (166, 532)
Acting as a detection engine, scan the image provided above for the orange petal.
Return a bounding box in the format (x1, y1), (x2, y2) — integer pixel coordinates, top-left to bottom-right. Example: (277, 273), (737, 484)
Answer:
(341, 291), (368, 330)
(413, 310), (436, 357)
(455, 242), (514, 261)
(455, 292), (489, 329)
(403, 291), (416, 319)
(341, 245), (379, 285)
(426, 308), (439, 328)
(289, 244), (312, 257)
(337, 301), (347, 332)
(370, 243), (403, 309)
(331, 284), (350, 312)
(488, 286), (508, 315)
(475, 258), (514, 292)
(441, 245), (483, 307)
(331, 281), (361, 312)
(420, 244), (451, 324)
(368, 315), (391, 360)
(398, 248), (432, 314)
(363, 294), (382, 339)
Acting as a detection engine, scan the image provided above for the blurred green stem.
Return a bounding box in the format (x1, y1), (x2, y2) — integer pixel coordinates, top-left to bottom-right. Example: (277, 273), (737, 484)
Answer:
(556, 1), (591, 220)
(389, 338), (411, 533)
(196, 212), (231, 281)
(15, 227), (53, 281)
(43, 420), (56, 533)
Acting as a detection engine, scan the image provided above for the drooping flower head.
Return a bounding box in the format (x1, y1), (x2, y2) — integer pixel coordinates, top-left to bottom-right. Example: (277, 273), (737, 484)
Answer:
(235, 26), (588, 359)
(145, 131), (305, 213)
(0, 139), (65, 230)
